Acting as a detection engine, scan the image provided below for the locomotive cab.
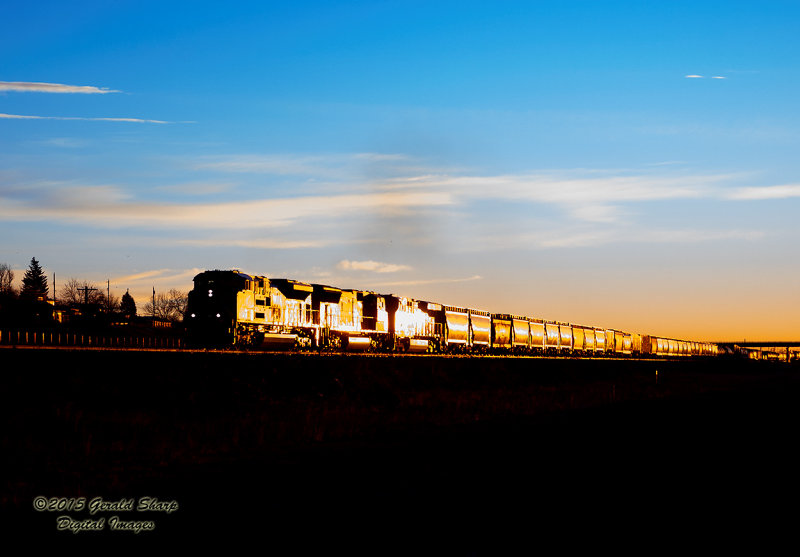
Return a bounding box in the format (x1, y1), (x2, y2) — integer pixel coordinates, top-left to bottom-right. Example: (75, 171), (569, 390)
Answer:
(186, 270), (247, 346)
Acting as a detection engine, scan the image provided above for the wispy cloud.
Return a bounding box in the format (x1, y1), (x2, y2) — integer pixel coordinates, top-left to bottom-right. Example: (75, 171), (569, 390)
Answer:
(0, 157), (779, 254)
(195, 154), (334, 174)
(469, 226), (764, 251)
(0, 165), (751, 238)
(113, 269), (176, 283)
(565, 204), (622, 223)
(684, 74), (727, 80)
(371, 275), (482, 288)
(0, 113), (171, 124)
(113, 267), (203, 287)
(38, 137), (87, 148)
(728, 184), (800, 200)
(110, 268), (203, 302)
(646, 160), (687, 167)
(374, 171), (726, 224)
(154, 182), (236, 195)
(632, 228), (763, 243)
(0, 182), (454, 230)
(193, 153), (413, 177)
(352, 153), (410, 162)
(178, 238), (330, 249)
(378, 172), (722, 203)
(337, 260), (411, 273)
(0, 81), (120, 94)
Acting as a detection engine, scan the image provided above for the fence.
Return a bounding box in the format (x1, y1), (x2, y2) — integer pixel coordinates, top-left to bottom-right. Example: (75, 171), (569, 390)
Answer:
(0, 328), (184, 349)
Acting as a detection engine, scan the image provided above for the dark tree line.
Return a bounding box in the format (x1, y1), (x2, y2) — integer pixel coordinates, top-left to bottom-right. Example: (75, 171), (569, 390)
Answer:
(0, 258), (53, 325)
(58, 277), (119, 312)
(0, 257), (187, 327)
(1, 257), (50, 300)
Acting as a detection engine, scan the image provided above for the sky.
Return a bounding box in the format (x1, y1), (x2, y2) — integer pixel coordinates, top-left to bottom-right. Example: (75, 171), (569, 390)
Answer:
(1, 0), (799, 341)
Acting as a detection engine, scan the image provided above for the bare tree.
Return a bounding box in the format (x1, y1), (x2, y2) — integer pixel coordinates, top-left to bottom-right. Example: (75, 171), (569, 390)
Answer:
(143, 289), (188, 322)
(59, 278), (107, 308)
(0, 263), (14, 297)
(106, 290), (120, 313)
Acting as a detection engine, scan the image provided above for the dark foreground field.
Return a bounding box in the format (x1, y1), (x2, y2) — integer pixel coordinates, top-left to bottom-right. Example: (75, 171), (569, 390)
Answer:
(2, 348), (798, 550)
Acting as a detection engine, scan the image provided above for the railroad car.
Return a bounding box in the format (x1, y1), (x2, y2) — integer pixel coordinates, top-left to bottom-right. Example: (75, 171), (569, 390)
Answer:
(185, 269), (719, 358)
(507, 315), (531, 354)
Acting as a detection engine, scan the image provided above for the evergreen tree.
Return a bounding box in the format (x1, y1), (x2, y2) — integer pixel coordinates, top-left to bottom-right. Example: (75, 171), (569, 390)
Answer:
(21, 257), (48, 301)
(121, 289), (137, 319)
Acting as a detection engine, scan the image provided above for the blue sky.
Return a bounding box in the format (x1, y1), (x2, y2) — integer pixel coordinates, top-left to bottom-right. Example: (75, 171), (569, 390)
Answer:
(2, 1), (799, 340)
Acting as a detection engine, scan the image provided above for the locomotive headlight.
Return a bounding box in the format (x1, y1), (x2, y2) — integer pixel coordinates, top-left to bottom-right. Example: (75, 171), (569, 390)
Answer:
(216, 313), (221, 318)
(208, 289), (213, 297)
(191, 313), (196, 318)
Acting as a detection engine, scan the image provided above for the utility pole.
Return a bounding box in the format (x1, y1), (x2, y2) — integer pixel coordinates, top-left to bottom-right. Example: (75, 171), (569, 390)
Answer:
(79, 285), (97, 306)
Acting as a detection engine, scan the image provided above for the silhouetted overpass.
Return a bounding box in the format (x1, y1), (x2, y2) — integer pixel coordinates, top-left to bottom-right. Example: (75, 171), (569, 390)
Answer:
(716, 342), (800, 362)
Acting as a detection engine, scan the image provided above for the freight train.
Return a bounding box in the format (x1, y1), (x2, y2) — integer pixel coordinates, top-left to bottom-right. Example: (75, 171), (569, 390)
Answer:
(185, 269), (719, 358)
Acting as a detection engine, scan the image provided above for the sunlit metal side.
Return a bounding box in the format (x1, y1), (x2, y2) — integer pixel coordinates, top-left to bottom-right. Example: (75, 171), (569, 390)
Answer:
(584, 326), (596, 354)
(491, 314), (513, 351)
(573, 326), (586, 355)
(344, 336), (371, 351)
(444, 307), (470, 347)
(559, 323), (573, 352)
(630, 333), (642, 356)
(545, 322), (560, 353)
(470, 311), (491, 348)
(605, 329), (616, 356)
(595, 329), (606, 355)
(260, 333), (299, 350)
(530, 320), (546, 353)
(387, 295), (438, 343)
(511, 317), (531, 350)
(407, 339), (430, 353)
